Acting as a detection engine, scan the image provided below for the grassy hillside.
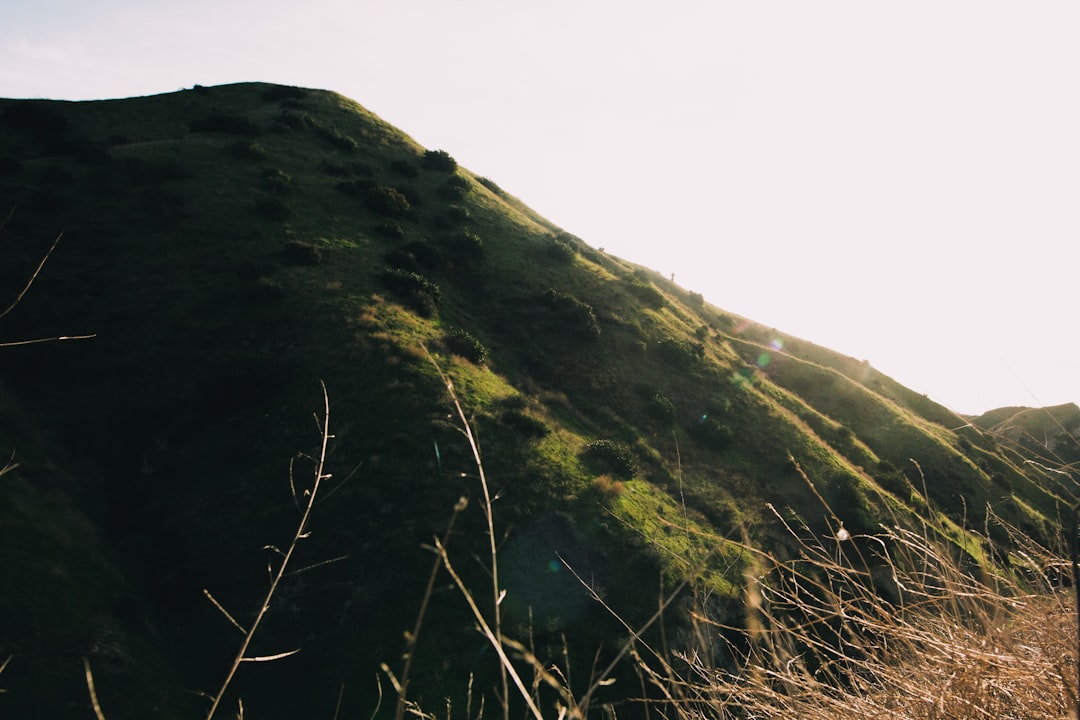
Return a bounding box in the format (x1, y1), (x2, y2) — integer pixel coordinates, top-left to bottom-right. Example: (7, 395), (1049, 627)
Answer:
(0, 83), (1074, 719)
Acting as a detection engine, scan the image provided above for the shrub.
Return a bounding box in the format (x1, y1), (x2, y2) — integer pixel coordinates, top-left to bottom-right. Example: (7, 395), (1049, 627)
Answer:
(421, 149), (457, 172)
(687, 290), (705, 307)
(190, 114), (261, 135)
(628, 281), (665, 308)
(397, 240), (443, 269)
(827, 472), (873, 533)
(226, 140), (266, 160)
(991, 471), (1013, 494)
(443, 328), (487, 364)
(874, 459), (910, 498)
(584, 439), (638, 479)
(477, 176), (505, 196)
(315, 125), (358, 152)
(438, 183), (465, 202)
(383, 247), (420, 272)
(394, 184), (424, 209)
(446, 205), (470, 223)
(440, 230), (483, 260)
(272, 110), (315, 132)
(656, 337), (705, 368)
(366, 186), (411, 217)
(252, 275), (285, 299)
(375, 222), (405, 239)
(283, 240), (322, 265)
(499, 409), (549, 439)
(546, 235), (578, 263)
(379, 268), (441, 317)
(540, 289), (600, 340)
(648, 392), (676, 425)
(591, 475), (626, 503)
(389, 159), (419, 178)
(689, 416), (733, 450)
(261, 167), (292, 193)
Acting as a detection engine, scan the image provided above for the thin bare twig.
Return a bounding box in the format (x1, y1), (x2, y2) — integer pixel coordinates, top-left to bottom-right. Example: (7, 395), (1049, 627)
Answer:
(83, 658), (108, 720)
(0, 232), (62, 321)
(204, 381), (333, 720)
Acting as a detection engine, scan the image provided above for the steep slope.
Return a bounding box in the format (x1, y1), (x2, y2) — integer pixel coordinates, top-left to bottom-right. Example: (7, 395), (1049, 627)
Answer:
(0, 83), (1073, 719)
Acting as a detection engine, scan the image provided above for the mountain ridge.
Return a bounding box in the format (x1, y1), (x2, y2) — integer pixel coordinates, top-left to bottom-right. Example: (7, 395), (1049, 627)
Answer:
(0, 81), (1074, 719)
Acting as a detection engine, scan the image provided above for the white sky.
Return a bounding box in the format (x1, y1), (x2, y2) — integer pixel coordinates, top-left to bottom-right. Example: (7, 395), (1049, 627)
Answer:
(2, 1), (1077, 415)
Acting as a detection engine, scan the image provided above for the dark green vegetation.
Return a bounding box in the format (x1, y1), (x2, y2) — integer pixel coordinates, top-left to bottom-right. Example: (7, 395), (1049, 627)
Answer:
(0, 83), (1075, 719)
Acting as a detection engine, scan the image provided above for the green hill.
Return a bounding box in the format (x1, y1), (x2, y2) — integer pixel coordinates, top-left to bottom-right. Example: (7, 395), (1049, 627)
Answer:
(0, 82), (1074, 719)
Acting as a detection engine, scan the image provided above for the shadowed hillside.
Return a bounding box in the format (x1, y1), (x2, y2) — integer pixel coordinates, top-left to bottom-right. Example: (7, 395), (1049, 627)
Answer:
(0, 83), (1075, 719)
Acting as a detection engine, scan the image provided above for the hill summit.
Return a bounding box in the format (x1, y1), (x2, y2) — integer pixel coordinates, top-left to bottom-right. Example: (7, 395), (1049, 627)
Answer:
(0, 83), (1074, 719)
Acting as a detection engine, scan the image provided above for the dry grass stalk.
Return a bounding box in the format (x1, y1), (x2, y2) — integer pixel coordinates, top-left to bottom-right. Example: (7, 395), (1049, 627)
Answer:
(650, 508), (1076, 720)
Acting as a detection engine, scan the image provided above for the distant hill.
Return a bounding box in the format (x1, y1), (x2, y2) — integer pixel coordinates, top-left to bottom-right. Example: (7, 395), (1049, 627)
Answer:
(0, 82), (1075, 719)
(971, 402), (1080, 467)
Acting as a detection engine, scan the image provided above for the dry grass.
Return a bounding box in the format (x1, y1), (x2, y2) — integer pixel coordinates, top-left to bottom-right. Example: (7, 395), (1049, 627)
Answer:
(630, 508), (1077, 720)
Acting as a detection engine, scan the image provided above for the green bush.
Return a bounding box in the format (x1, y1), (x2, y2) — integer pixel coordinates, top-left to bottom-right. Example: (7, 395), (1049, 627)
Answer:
(827, 472), (873, 533)
(656, 337), (705, 368)
(438, 182), (465, 202)
(477, 176), (505, 196)
(628, 281), (665, 308)
(366, 186), (411, 217)
(648, 392), (676, 425)
(546, 235), (578, 262)
(389, 159), (419, 178)
(500, 409), (549, 439)
(540, 289), (600, 340)
(440, 230), (483, 259)
(874, 460), (910, 498)
(689, 416), (734, 450)
(421, 149), (457, 172)
(375, 222), (405, 240)
(272, 110), (315, 132)
(226, 140), (266, 160)
(315, 125), (358, 152)
(396, 240), (443, 269)
(446, 205), (471, 223)
(584, 439), (638, 479)
(443, 328), (487, 364)
(379, 268), (441, 317)
(261, 167), (292, 193)
(252, 275), (285, 299)
(990, 472), (1013, 494)
(283, 240), (322, 265)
